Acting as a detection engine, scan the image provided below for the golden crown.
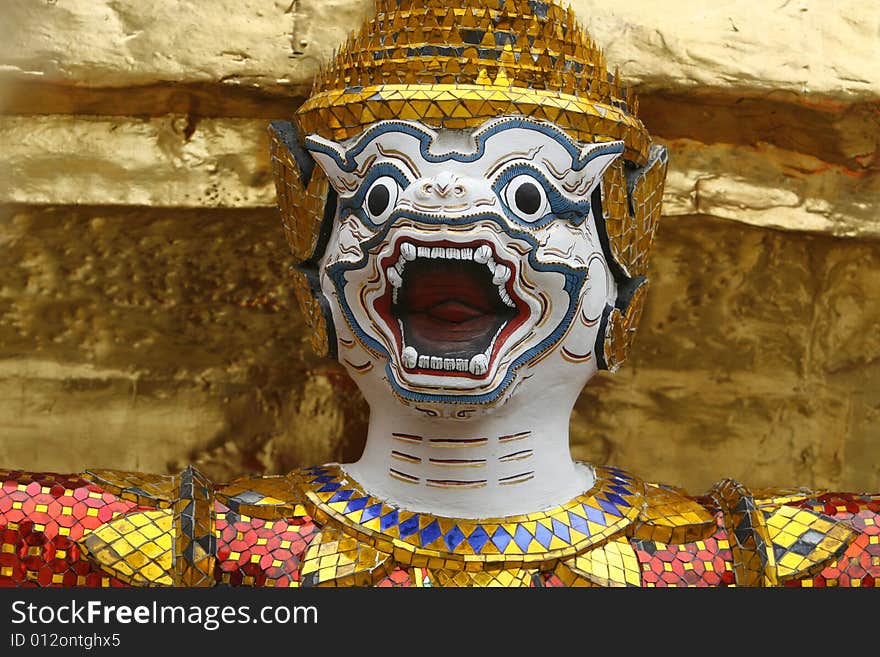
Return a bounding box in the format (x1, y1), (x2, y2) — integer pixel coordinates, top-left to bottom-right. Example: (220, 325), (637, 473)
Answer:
(296, 0), (650, 165)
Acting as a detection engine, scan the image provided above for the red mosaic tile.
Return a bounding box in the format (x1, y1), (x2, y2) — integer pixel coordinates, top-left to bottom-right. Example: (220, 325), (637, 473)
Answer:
(377, 567), (413, 587)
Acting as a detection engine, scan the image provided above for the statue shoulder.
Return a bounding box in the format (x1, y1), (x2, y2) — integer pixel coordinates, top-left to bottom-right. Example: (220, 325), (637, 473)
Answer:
(747, 487), (880, 588)
(0, 467), (324, 588)
(625, 477), (879, 587)
(631, 481), (719, 544)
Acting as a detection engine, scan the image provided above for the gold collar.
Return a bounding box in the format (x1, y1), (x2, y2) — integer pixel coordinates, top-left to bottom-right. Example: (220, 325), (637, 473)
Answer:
(297, 463), (645, 569)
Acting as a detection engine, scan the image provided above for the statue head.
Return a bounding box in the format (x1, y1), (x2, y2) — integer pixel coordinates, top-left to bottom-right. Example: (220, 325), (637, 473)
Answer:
(270, 0), (667, 421)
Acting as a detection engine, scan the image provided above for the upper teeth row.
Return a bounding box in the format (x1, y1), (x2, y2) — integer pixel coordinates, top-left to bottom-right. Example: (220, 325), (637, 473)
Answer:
(388, 242), (516, 308)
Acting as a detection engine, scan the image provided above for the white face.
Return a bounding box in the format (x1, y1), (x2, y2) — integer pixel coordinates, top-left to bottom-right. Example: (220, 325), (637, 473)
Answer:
(307, 117), (621, 412)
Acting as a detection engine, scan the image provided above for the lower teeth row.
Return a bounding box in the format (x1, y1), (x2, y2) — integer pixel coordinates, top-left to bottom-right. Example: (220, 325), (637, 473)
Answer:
(402, 347), (489, 375)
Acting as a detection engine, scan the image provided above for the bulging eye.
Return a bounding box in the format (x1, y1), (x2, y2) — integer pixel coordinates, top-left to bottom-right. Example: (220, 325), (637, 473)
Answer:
(502, 174), (549, 223)
(363, 176), (400, 223)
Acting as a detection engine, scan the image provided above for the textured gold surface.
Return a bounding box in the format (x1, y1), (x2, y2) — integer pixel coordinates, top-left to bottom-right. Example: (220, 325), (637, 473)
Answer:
(0, 116), (875, 236)
(0, 115), (274, 207)
(5, 0), (876, 105)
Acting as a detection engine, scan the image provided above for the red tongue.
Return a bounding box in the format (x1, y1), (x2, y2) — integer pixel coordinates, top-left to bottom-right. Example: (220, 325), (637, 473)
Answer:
(426, 300), (483, 323)
(406, 268), (494, 314)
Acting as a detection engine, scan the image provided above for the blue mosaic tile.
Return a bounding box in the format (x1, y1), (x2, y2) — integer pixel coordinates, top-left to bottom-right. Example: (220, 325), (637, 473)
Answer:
(360, 503), (383, 523)
(344, 496), (369, 514)
(492, 526), (513, 552)
(398, 515), (421, 539)
(534, 523), (553, 549)
(467, 526), (490, 553)
(567, 510), (590, 537)
(551, 517), (571, 544)
(444, 525), (466, 551)
(603, 492), (630, 508)
(317, 482), (342, 493)
(608, 484), (632, 498)
(328, 489), (355, 504)
(597, 497), (623, 518)
(380, 509), (399, 532)
(513, 524), (533, 552)
(420, 520), (442, 547)
(583, 504), (607, 526)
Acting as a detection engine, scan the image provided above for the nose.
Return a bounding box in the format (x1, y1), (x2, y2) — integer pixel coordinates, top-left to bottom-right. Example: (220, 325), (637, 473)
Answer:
(415, 172), (468, 202)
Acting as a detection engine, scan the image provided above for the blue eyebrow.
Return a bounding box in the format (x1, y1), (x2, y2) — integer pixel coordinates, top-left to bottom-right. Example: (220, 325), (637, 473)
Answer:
(492, 163), (592, 229)
(305, 118), (623, 174)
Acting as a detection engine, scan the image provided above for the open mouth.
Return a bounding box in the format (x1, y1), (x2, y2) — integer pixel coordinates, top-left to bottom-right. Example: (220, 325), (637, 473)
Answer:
(375, 239), (530, 378)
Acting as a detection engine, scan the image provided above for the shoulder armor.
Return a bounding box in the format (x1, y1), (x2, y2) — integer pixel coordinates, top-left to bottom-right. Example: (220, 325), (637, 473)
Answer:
(710, 479), (855, 586)
(81, 467), (216, 587)
(630, 482), (717, 544)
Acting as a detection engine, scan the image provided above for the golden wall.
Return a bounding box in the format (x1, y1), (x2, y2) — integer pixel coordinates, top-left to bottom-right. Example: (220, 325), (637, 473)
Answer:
(1, 0), (878, 495)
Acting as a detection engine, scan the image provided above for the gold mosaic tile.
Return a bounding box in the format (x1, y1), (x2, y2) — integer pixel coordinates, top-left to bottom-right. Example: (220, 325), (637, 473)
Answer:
(554, 536), (641, 587)
(268, 121), (333, 263)
(711, 479), (779, 587)
(708, 479), (857, 587)
(763, 504), (854, 581)
(84, 470), (177, 509)
(599, 145), (668, 371)
(217, 474), (308, 521)
(300, 527), (392, 587)
(268, 121), (335, 357)
(174, 466), (216, 587)
(752, 488), (819, 508)
(289, 267), (333, 358)
(631, 483), (717, 544)
(80, 510), (174, 587)
(429, 566), (535, 587)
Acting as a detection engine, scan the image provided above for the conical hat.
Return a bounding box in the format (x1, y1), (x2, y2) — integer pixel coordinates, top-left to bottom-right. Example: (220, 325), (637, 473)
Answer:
(296, 0), (650, 165)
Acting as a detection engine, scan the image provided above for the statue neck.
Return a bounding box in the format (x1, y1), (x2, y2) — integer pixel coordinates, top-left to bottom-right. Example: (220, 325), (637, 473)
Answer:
(342, 401), (593, 519)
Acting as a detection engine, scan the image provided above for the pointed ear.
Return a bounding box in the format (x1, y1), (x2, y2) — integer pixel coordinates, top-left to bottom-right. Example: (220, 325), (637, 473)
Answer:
(576, 139), (625, 198)
(302, 133), (360, 197)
